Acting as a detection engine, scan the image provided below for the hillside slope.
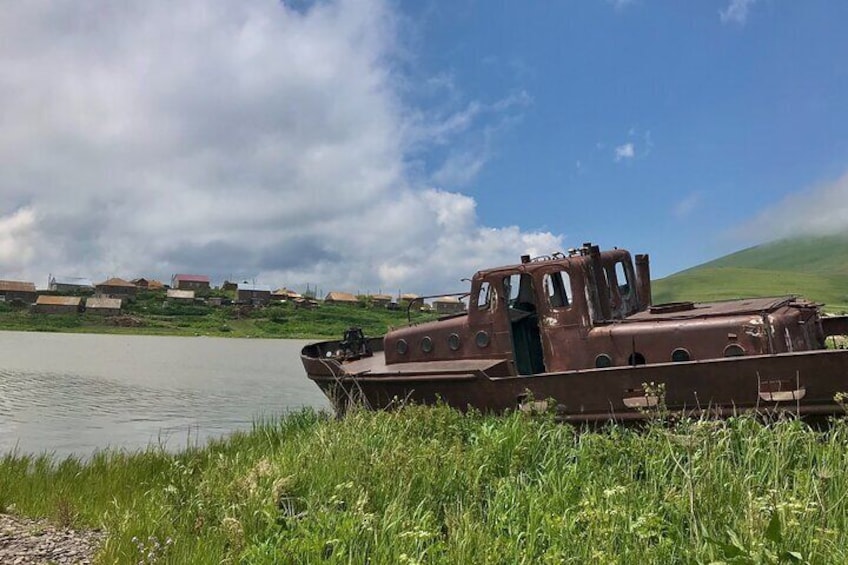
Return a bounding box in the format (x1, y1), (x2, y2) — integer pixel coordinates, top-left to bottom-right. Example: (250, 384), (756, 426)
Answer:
(680, 234), (848, 275)
(652, 235), (848, 312)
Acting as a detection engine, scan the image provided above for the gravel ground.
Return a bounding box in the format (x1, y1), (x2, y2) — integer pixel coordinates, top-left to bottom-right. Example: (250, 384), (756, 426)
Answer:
(0, 514), (104, 564)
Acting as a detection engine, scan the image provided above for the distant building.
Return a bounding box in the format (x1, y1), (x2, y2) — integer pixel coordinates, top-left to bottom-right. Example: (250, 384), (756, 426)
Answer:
(171, 274), (211, 291)
(271, 288), (302, 301)
(166, 289), (195, 304)
(432, 296), (466, 315)
(95, 278), (136, 298)
(237, 283), (272, 306)
(0, 280), (37, 304)
(324, 291), (358, 304)
(48, 276), (94, 293)
(369, 294), (393, 307)
(33, 295), (82, 314)
(85, 297), (122, 315)
(293, 297), (318, 310)
(399, 293), (421, 307)
(221, 280), (238, 292)
(132, 278), (165, 290)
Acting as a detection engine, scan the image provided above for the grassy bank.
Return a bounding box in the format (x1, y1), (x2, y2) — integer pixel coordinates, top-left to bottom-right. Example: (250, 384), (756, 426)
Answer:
(2, 406), (848, 563)
(0, 292), (437, 339)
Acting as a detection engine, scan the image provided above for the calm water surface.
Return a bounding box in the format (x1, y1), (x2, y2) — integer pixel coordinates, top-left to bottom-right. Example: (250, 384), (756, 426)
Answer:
(0, 331), (330, 457)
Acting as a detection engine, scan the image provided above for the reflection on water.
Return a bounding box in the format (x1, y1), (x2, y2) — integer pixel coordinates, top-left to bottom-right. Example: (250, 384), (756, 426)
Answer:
(0, 331), (330, 457)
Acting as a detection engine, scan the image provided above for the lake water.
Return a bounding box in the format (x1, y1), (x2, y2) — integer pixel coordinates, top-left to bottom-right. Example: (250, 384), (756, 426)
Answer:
(0, 331), (330, 458)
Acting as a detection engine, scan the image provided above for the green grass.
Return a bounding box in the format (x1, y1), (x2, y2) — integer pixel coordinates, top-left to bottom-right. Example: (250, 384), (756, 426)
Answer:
(652, 235), (848, 312)
(653, 267), (848, 312)
(0, 294), (437, 339)
(690, 234), (848, 275)
(3, 406), (848, 563)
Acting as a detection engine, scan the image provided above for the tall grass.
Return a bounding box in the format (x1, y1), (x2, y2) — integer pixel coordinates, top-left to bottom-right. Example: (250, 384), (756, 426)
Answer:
(2, 406), (848, 563)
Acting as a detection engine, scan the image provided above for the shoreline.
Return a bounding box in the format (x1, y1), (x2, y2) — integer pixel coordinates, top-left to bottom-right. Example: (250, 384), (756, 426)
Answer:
(0, 298), (436, 341)
(0, 513), (104, 565)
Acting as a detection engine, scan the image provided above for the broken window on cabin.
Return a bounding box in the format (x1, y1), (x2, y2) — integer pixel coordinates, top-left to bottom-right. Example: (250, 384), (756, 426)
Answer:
(543, 270), (573, 309)
(477, 281), (493, 311)
(504, 273), (535, 311)
(615, 261), (631, 297)
(504, 274), (519, 306)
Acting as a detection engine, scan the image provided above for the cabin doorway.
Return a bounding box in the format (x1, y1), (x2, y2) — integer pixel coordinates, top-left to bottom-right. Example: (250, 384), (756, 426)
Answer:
(504, 273), (545, 375)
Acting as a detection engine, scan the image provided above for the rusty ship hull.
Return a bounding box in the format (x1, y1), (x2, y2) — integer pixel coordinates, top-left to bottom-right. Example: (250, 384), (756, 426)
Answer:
(302, 339), (848, 421)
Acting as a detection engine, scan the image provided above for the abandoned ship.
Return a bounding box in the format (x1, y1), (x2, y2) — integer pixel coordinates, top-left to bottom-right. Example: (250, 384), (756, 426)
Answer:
(301, 243), (848, 421)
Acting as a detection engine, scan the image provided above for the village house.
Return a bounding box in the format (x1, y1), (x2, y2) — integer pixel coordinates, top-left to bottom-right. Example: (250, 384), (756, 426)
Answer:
(237, 283), (272, 306)
(95, 278), (136, 299)
(172, 274), (211, 291)
(293, 297), (318, 310)
(271, 288), (302, 302)
(33, 295), (82, 314)
(324, 291), (358, 305)
(368, 294), (393, 307)
(399, 293), (420, 307)
(132, 278), (166, 290)
(0, 280), (37, 304)
(48, 276), (94, 293)
(85, 297), (122, 316)
(432, 295), (466, 315)
(166, 289), (195, 304)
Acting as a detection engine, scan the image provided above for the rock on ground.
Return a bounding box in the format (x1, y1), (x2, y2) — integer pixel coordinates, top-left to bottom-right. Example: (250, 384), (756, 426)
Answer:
(0, 514), (104, 565)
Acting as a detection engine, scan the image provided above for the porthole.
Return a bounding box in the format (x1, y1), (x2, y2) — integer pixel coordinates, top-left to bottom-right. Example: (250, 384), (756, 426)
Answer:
(595, 354), (612, 368)
(475, 330), (490, 348)
(628, 352), (646, 366)
(421, 336), (433, 353)
(396, 339), (408, 355)
(671, 348), (690, 362)
(724, 344), (745, 357)
(448, 333), (461, 351)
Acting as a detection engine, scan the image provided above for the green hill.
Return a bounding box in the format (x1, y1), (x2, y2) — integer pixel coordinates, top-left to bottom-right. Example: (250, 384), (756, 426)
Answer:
(651, 235), (848, 312)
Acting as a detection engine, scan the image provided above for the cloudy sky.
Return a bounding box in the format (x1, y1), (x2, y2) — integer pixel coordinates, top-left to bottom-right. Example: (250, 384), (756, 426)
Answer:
(1, 1), (847, 295)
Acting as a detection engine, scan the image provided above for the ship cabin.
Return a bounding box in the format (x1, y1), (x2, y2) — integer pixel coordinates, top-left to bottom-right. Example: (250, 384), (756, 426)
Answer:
(383, 243), (823, 376)
(384, 244), (653, 375)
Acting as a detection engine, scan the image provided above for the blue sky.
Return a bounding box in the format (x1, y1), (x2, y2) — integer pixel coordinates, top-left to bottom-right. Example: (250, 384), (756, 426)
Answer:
(398, 0), (848, 276)
(1, 0), (847, 293)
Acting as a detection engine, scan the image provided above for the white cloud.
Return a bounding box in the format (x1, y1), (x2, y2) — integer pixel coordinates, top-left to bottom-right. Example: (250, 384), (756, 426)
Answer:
(0, 1), (559, 293)
(430, 149), (489, 188)
(614, 143), (635, 162)
(673, 192), (702, 220)
(720, 0), (757, 25)
(0, 207), (37, 269)
(733, 171), (848, 242)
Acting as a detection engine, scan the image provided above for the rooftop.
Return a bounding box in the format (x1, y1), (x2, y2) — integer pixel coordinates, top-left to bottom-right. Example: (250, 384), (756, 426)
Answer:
(0, 280), (36, 293)
(36, 296), (82, 306)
